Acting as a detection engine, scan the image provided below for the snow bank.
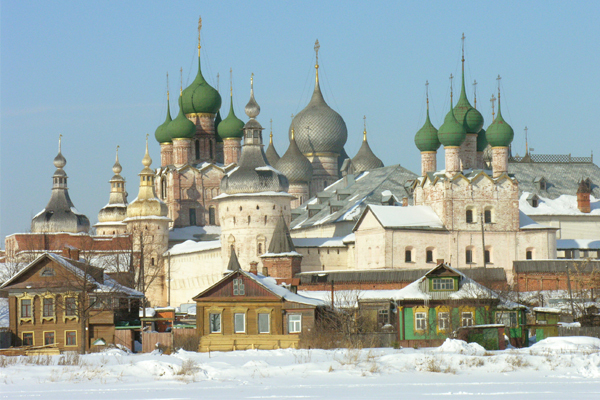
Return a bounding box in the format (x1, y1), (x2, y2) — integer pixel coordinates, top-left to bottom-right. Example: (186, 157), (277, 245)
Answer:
(529, 336), (600, 352)
(433, 339), (487, 356)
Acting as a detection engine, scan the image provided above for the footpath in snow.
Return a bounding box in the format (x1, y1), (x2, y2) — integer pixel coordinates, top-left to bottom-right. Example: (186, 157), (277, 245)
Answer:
(1, 337), (600, 399)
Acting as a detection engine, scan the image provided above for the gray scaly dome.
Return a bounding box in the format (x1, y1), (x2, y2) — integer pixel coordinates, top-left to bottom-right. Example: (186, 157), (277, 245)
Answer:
(351, 127), (384, 174)
(276, 129), (313, 184)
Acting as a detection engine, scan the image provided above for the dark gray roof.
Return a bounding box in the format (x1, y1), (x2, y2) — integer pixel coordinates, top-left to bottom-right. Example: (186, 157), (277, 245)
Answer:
(290, 164), (418, 232)
(513, 260), (600, 274)
(275, 134), (313, 183)
(351, 137), (384, 175)
(227, 249), (241, 271)
(508, 154), (600, 199)
(297, 267), (506, 285)
(265, 138), (280, 166)
(266, 216), (296, 254)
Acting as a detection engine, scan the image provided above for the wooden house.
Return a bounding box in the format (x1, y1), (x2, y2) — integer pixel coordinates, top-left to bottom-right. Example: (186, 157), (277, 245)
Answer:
(0, 249), (143, 352)
(193, 250), (326, 352)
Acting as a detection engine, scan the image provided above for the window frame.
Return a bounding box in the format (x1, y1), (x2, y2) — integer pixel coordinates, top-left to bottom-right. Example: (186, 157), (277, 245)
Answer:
(209, 313), (222, 333)
(233, 278), (245, 296)
(438, 311), (450, 331)
(426, 249), (434, 263)
(466, 208), (474, 224)
(42, 297), (54, 319)
(405, 248), (413, 263)
(432, 278), (455, 291)
(496, 311), (519, 328)
(288, 314), (302, 334)
(258, 313), (270, 334)
(43, 331), (55, 346)
(466, 248), (473, 264)
(234, 313), (246, 333)
(415, 312), (427, 331)
(484, 208), (492, 224)
(65, 330), (77, 347)
(22, 332), (34, 346)
(65, 296), (78, 319)
(20, 298), (32, 319)
(461, 311), (474, 327)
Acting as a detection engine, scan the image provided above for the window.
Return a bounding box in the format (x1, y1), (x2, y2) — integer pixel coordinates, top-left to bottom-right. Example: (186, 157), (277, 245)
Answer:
(258, 313), (270, 334)
(65, 331), (77, 346)
(466, 249), (473, 264)
(466, 209), (473, 224)
(21, 299), (32, 318)
(209, 140), (213, 159)
(438, 312), (449, 331)
(189, 208), (197, 226)
(264, 215), (267, 225)
(195, 140), (200, 160)
(41, 267), (55, 277)
(257, 243), (263, 256)
(22, 332), (34, 346)
(44, 331), (55, 346)
(432, 278), (454, 290)
(484, 249), (491, 264)
(65, 297), (77, 317)
(462, 312), (473, 327)
(405, 249), (412, 262)
(234, 313), (246, 333)
(209, 207), (216, 225)
(43, 298), (54, 318)
(415, 312), (427, 330)
(532, 198), (538, 208)
(248, 215), (251, 224)
(426, 249), (433, 263)
(484, 209), (492, 223)
(288, 314), (302, 333)
(378, 309), (389, 326)
(526, 250), (533, 260)
(233, 278), (245, 296)
(496, 311), (518, 327)
(209, 313), (221, 333)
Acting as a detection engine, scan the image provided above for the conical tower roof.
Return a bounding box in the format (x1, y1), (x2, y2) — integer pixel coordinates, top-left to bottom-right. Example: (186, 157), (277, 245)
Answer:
(352, 126), (384, 174)
(276, 129), (313, 183)
(227, 248), (241, 271)
(267, 215), (296, 254)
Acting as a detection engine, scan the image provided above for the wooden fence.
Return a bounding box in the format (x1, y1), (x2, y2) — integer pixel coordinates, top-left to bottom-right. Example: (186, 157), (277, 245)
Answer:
(558, 326), (600, 339)
(142, 332), (172, 353)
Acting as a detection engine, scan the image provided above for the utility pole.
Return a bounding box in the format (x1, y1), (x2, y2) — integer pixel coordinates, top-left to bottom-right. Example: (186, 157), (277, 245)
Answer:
(566, 264), (576, 317)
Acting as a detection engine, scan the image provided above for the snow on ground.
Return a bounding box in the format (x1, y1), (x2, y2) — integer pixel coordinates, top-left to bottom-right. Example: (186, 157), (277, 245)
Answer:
(1, 337), (600, 399)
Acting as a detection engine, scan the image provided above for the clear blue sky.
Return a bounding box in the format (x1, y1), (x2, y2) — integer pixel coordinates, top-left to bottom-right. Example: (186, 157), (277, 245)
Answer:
(2, 0), (599, 243)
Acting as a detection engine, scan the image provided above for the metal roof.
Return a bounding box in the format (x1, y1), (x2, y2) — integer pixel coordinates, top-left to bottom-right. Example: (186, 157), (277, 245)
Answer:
(513, 260), (600, 274)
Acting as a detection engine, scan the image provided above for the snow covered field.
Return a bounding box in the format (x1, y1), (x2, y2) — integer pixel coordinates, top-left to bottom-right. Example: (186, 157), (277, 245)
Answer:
(2, 337), (600, 399)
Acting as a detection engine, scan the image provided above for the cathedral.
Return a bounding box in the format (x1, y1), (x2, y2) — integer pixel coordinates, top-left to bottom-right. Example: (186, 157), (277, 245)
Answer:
(4, 22), (567, 309)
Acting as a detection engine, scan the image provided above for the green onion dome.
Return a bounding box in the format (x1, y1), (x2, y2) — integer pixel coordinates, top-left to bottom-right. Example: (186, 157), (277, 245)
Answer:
(167, 95), (196, 140)
(217, 95), (244, 139)
(485, 97), (514, 147)
(414, 108), (441, 152)
(438, 97), (466, 147)
(154, 95), (172, 144)
(453, 73), (484, 134)
(214, 110), (223, 143)
(181, 56), (222, 114)
(476, 127), (488, 152)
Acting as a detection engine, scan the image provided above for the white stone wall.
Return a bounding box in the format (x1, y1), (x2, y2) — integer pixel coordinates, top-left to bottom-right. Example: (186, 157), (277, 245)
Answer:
(294, 246), (351, 271)
(219, 194), (292, 271)
(526, 214), (600, 240)
(167, 247), (223, 306)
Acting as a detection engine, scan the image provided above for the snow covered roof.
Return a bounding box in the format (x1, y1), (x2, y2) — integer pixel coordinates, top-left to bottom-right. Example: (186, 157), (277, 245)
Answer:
(292, 237), (346, 248)
(355, 204), (445, 231)
(290, 165), (417, 233)
(520, 192), (600, 216)
(557, 239), (600, 249)
(166, 240), (221, 256)
(0, 253), (143, 298)
(518, 210), (554, 230)
(168, 225), (221, 242)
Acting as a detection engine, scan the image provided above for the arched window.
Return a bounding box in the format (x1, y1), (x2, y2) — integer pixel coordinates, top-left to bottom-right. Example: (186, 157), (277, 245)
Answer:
(466, 247), (474, 264)
(405, 247), (414, 263)
(189, 208), (197, 226)
(526, 248), (534, 260)
(248, 216), (251, 224)
(264, 216), (267, 225)
(466, 208), (474, 224)
(426, 248), (434, 263)
(195, 140), (200, 160)
(484, 207), (493, 224)
(484, 247), (492, 264)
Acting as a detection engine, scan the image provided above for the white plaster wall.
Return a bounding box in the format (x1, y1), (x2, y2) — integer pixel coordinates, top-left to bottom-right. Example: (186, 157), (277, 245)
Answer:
(527, 214), (600, 240)
(167, 247), (223, 306)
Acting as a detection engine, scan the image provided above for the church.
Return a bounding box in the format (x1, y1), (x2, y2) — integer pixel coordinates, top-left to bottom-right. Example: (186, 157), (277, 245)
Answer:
(8, 20), (596, 311)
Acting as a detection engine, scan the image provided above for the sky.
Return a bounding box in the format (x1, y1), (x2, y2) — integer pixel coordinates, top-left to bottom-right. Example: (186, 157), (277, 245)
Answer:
(2, 0), (600, 243)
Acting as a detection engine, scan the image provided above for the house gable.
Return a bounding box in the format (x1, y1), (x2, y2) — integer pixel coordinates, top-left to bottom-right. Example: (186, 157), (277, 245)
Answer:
(1, 255), (88, 292)
(194, 272), (281, 301)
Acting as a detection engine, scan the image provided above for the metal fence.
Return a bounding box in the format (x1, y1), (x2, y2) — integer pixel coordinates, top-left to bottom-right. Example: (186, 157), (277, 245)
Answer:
(558, 326), (600, 339)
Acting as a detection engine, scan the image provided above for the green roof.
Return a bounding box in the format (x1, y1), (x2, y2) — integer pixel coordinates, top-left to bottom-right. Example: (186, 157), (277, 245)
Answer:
(154, 96), (172, 144)
(414, 108), (441, 152)
(486, 98), (514, 147)
(167, 95), (196, 140)
(453, 70), (484, 134)
(214, 110), (223, 142)
(477, 127), (488, 152)
(181, 56), (222, 114)
(438, 97), (466, 147)
(217, 95), (244, 139)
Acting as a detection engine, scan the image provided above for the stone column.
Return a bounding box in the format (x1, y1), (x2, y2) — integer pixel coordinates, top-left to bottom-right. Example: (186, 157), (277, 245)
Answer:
(223, 138), (242, 165)
(460, 134), (478, 170)
(160, 143), (173, 166)
(492, 147), (508, 178)
(444, 146), (461, 175)
(476, 152), (485, 170)
(172, 139), (192, 166)
(421, 151), (437, 176)
(188, 113), (216, 163)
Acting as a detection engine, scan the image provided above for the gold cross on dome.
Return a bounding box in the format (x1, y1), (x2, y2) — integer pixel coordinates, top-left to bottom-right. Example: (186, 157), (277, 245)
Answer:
(314, 39), (320, 66)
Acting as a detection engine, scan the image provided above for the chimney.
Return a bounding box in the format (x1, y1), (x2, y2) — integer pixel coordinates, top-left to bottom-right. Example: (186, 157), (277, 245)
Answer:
(577, 179), (591, 213)
(249, 261), (258, 275)
(437, 258), (444, 265)
(402, 197), (408, 207)
(62, 246), (80, 260)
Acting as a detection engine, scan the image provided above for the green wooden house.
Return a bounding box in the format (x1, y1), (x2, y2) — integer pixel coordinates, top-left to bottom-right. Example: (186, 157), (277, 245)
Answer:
(394, 264), (528, 348)
(532, 307), (561, 341)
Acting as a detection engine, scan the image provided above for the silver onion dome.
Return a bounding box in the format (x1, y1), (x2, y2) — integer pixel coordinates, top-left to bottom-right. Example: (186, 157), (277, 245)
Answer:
(220, 76), (289, 195)
(351, 129), (384, 174)
(276, 129), (313, 183)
